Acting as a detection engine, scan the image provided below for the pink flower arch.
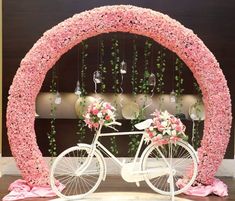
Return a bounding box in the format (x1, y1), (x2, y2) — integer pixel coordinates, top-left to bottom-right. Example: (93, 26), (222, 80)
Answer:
(6, 5), (232, 186)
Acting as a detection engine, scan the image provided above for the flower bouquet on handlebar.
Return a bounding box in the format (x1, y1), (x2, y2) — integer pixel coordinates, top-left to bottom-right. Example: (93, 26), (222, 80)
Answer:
(83, 99), (121, 131)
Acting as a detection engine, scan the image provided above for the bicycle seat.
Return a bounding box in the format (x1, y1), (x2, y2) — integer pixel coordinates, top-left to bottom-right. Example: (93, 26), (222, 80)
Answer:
(134, 119), (153, 130)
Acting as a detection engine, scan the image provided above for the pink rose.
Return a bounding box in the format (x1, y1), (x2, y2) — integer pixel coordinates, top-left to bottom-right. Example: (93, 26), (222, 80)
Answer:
(93, 122), (99, 128)
(92, 109), (99, 115)
(105, 115), (110, 121)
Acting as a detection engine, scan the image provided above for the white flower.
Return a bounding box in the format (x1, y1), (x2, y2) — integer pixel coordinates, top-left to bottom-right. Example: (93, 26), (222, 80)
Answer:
(149, 126), (154, 131)
(97, 112), (103, 118)
(160, 110), (170, 120)
(161, 121), (168, 127)
(163, 129), (171, 135)
(85, 113), (90, 119)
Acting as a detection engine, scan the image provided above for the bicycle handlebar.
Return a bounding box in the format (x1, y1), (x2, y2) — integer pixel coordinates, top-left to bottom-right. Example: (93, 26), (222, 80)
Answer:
(105, 121), (122, 126)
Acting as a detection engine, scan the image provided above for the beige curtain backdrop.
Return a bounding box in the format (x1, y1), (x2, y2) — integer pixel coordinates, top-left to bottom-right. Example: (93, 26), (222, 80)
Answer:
(0, 0), (2, 155)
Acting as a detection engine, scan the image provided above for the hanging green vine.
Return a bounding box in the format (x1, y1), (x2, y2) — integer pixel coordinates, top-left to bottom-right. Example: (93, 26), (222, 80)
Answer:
(139, 40), (152, 95)
(110, 36), (120, 155)
(80, 42), (88, 96)
(191, 82), (203, 150)
(192, 120), (201, 150)
(174, 57), (184, 114)
(128, 36), (141, 156)
(77, 42), (88, 143)
(194, 82), (202, 98)
(47, 67), (57, 158)
(98, 39), (106, 93)
(131, 37), (139, 95)
(111, 37), (121, 94)
(155, 48), (166, 110)
(138, 40), (152, 120)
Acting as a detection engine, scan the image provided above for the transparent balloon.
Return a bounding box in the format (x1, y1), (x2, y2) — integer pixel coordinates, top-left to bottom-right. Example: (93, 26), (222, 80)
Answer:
(148, 73), (156, 86)
(74, 80), (82, 96)
(120, 60), (127, 74)
(54, 91), (62, 105)
(93, 70), (102, 84)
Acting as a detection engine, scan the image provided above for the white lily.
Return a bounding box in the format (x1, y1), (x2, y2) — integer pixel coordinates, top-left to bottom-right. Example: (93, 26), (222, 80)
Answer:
(161, 121), (168, 127)
(160, 110), (170, 120)
(163, 129), (171, 135)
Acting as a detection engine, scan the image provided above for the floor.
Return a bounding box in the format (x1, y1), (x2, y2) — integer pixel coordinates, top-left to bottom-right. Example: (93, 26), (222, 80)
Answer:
(0, 175), (234, 201)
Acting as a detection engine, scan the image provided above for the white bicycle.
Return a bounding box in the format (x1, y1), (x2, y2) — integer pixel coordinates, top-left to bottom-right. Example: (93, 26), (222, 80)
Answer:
(50, 120), (198, 200)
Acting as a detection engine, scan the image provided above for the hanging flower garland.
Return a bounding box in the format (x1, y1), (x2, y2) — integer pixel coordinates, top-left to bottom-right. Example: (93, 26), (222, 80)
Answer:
(6, 5), (231, 188)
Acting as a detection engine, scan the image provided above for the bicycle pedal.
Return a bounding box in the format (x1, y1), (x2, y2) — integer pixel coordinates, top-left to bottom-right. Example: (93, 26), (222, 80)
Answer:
(136, 182), (140, 187)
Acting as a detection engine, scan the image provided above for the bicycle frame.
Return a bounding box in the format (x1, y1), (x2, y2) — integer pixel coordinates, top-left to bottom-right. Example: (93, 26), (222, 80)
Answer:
(76, 123), (175, 181)
(98, 130), (146, 167)
(75, 124), (147, 176)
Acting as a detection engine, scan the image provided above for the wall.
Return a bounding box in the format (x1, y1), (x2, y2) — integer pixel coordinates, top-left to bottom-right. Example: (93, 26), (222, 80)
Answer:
(2, 1), (235, 158)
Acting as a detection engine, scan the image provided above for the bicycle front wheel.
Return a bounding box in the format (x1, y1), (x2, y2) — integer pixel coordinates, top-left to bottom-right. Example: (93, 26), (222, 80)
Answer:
(50, 145), (105, 200)
(142, 140), (198, 195)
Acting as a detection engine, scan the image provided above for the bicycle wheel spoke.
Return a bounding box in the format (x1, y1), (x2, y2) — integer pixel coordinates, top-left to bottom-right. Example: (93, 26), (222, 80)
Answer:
(142, 141), (197, 196)
(50, 146), (103, 199)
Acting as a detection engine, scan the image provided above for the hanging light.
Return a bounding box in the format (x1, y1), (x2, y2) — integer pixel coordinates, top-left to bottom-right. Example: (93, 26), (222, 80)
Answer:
(170, 90), (176, 103)
(120, 60), (127, 74)
(93, 70), (102, 84)
(148, 73), (156, 86)
(74, 80), (82, 96)
(54, 91), (62, 105)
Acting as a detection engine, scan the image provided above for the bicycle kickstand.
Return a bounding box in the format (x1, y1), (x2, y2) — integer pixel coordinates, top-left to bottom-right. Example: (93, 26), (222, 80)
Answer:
(170, 174), (175, 201)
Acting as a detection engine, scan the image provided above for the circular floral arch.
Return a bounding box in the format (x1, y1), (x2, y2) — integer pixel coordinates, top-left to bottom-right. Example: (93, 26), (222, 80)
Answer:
(7, 5), (232, 186)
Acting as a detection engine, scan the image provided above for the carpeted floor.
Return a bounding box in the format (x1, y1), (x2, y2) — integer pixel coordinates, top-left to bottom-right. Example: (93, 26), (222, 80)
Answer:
(0, 175), (234, 201)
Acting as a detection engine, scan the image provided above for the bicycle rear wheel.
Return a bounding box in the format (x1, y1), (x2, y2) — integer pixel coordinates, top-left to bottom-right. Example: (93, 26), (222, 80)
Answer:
(142, 140), (198, 195)
(50, 145), (104, 200)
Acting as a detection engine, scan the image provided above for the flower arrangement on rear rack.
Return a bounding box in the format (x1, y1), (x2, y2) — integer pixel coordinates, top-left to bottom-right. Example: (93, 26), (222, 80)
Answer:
(145, 110), (188, 144)
(84, 99), (116, 129)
